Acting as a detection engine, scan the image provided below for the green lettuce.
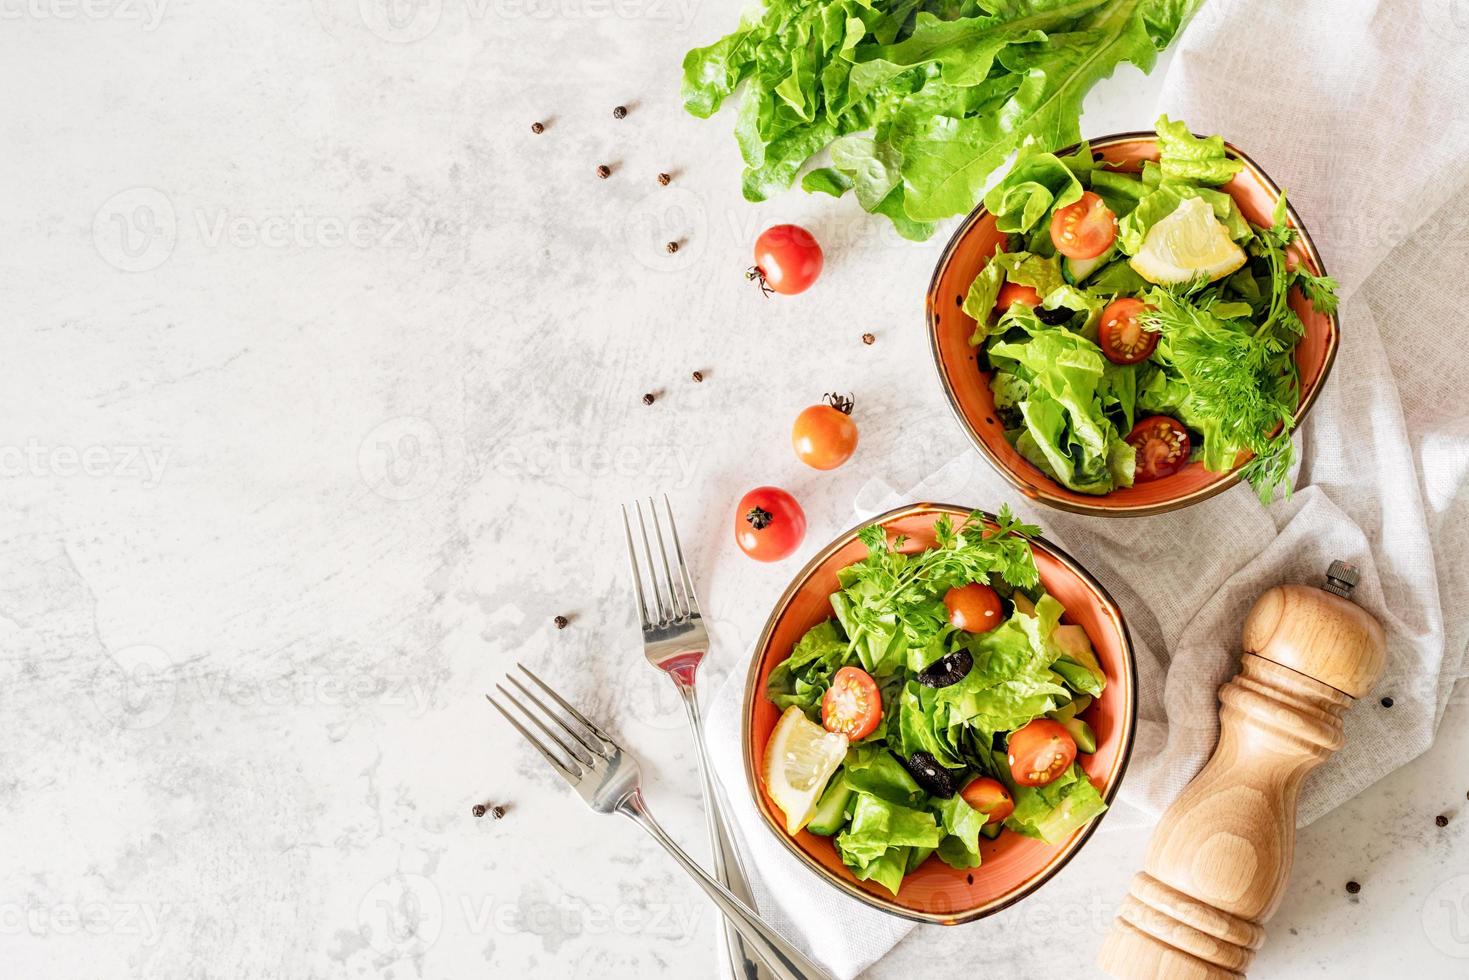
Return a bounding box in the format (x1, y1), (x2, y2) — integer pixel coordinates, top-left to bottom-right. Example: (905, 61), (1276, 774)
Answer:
(989, 321), (1136, 493)
(1156, 114), (1243, 185)
(1005, 762), (1108, 843)
(835, 794), (945, 894)
(682, 0), (1205, 239)
(766, 620), (849, 715)
(931, 794), (990, 869)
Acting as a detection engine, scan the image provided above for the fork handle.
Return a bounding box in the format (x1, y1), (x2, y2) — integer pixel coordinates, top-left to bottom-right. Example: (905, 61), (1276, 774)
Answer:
(620, 790), (833, 980)
(676, 684), (777, 980)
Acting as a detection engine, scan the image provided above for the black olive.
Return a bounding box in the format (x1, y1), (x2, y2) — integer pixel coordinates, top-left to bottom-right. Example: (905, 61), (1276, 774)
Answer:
(899, 751), (961, 798)
(1035, 305), (1072, 325)
(916, 649), (974, 689)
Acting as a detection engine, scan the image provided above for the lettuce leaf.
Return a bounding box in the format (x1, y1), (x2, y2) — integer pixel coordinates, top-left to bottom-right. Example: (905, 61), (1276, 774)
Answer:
(766, 620), (851, 716)
(1156, 114), (1244, 185)
(989, 320), (1136, 493)
(682, 0), (1204, 238)
(1004, 762), (1108, 843)
(931, 794), (989, 869)
(843, 745), (926, 806)
(835, 794), (945, 894)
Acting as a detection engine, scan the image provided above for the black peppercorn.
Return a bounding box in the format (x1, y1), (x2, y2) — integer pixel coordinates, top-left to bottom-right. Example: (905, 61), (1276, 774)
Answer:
(642, 393), (655, 405)
(862, 332), (876, 345)
(596, 164), (611, 179)
(1345, 880), (1361, 894)
(657, 172), (671, 186)
(666, 241), (679, 254)
(491, 805), (506, 820)
(1437, 814), (1450, 828)
(691, 371), (703, 383)
(613, 105), (628, 119)
(530, 121), (544, 134)
(472, 804), (487, 818)
(554, 615), (568, 630)
(1381, 696), (1394, 707)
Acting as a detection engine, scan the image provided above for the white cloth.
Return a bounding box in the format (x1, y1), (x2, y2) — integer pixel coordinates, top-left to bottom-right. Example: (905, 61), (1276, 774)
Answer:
(706, 1), (1469, 974)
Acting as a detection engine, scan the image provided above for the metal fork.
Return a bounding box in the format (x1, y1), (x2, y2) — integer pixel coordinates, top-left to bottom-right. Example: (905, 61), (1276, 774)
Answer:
(623, 496), (772, 980)
(488, 665), (831, 980)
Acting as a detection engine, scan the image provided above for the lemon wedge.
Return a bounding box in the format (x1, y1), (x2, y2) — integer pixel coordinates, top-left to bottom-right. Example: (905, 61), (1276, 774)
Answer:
(1129, 196), (1246, 285)
(762, 705), (849, 835)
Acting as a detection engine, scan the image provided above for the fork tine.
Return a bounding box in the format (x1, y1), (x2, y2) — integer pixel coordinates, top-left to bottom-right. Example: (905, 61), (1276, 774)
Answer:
(496, 682), (595, 766)
(661, 493), (701, 618)
(506, 675), (607, 762)
(487, 694), (583, 782)
(621, 505), (652, 630)
(516, 664), (618, 751)
(635, 500), (671, 624)
(647, 496), (688, 620)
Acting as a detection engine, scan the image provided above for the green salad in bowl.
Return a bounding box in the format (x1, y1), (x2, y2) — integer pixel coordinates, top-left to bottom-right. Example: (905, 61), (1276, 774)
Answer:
(961, 116), (1339, 502)
(760, 508), (1109, 897)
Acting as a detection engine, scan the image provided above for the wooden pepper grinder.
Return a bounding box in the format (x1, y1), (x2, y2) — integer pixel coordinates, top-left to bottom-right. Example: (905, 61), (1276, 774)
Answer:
(1097, 562), (1387, 980)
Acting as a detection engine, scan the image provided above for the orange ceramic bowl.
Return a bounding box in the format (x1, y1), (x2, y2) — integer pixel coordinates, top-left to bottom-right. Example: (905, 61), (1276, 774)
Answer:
(926, 133), (1339, 517)
(741, 503), (1136, 923)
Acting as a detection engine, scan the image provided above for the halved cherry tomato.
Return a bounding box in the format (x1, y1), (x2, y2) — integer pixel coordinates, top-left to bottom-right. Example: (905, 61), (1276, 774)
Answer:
(821, 666), (882, 739)
(1125, 415), (1191, 482)
(750, 224), (823, 296)
(1050, 191), (1117, 260)
(1098, 298), (1158, 365)
(792, 394), (858, 470)
(995, 281), (1042, 311)
(1007, 719), (1076, 787)
(734, 486), (806, 562)
(944, 583), (1003, 633)
(959, 776), (1014, 826)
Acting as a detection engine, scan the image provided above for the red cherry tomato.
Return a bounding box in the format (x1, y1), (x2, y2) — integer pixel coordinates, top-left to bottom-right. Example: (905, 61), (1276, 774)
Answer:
(944, 583), (1004, 633)
(1050, 191), (1117, 260)
(792, 394), (858, 470)
(959, 776), (1014, 826)
(750, 224), (823, 296)
(1125, 415), (1192, 482)
(821, 666), (882, 740)
(734, 486), (806, 562)
(1098, 298), (1158, 365)
(996, 281), (1042, 311)
(1007, 719), (1077, 787)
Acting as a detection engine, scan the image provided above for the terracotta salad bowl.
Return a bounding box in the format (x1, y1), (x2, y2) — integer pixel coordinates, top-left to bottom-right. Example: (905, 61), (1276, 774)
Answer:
(741, 503), (1137, 923)
(926, 133), (1339, 517)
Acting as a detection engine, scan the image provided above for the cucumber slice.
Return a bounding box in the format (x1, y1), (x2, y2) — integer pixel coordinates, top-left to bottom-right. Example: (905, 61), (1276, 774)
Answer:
(1063, 251), (1110, 284)
(1048, 693), (1093, 724)
(805, 777), (853, 836)
(1060, 716), (1097, 754)
(1054, 623), (1106, 684)
(906, 845), (936, 873)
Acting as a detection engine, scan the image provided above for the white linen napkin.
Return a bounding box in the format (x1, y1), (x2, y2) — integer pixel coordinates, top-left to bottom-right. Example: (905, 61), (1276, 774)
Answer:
(705, 0), (1469, 973)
